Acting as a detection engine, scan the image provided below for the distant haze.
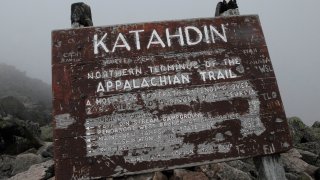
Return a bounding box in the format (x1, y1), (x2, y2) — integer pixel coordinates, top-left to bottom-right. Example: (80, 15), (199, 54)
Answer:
(0, 0), (319, 125)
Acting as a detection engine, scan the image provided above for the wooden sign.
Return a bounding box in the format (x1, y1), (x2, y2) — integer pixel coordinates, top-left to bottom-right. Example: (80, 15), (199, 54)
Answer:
(52, 15), (292, 179)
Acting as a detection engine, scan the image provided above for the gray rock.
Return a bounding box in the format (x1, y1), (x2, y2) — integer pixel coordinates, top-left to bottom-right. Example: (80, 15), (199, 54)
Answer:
(227, 160), (258, 178)
(37, 142), (53, 159)
(200, 163), (251, 180)
(297, 149), (319, 166)
(312, 121), (320, 128)
(295, 142), (320, 156)
(281, 149), (319, 178)
(288, 117), (318, 144)
(11, 153), (42, 175)
(0, 155), (15, 179)
(285, 173), (299, 180)
(0, 117), (43, 155)
(8, 160), (54, 180)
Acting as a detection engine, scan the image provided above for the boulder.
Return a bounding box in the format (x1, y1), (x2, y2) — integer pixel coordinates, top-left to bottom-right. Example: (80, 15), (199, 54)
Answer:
(8, 159), (54, 180)
(11, 153), (42, 175)
(0, 155), (16, 179)
(297, 149), (319, 166)
(312, 121), (320, 128)
(295, 142), (320, 156)
(0, 118), (43, 155)
(281, 149), (319, 178)
(288, 117), (318, 144)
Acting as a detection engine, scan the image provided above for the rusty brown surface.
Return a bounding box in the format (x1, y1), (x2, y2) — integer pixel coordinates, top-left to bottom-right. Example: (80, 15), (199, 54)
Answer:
(52, 15), (292, 179)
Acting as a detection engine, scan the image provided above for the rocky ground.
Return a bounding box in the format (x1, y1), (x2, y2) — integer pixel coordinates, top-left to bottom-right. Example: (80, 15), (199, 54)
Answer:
(1, 117), (320, 180)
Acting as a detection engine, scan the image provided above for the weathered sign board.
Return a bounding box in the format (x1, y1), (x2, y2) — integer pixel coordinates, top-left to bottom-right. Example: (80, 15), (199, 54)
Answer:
(52, 15), (292, 179)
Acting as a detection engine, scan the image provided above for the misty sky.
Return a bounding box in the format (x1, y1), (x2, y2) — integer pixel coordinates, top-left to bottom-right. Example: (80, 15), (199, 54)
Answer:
(0, 1), (319, 125)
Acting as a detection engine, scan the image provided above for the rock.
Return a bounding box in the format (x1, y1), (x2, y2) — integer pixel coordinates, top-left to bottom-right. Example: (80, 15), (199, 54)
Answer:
(312, 121), (320, 128)
(295, 142), (320, 156)
(37, 142), (53, 159)
(299, 172), (313, 180)
(8, 160), (54, 180)
(153, 172), (168, 180)
(11, 153), (42, 175)
(200, 163), (251, 180)
(40, 125), (53, 141)
(21, 148), (37, 154)
(173, 169), (189, 179)
(0, 118), (43, 155)
(285, 173), (299, 180)
(0, 155), (15, 179)
(172, 169), (207, 180)
(227, 160), (258, 178)
(288, 117), (317, 144)
(297, 149), (319, 166)
(281, 149), (319, 178)
(182, 172), (208, 180)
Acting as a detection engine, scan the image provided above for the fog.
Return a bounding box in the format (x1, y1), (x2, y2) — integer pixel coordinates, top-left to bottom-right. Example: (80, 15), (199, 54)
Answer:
(0, 0), (319, 125)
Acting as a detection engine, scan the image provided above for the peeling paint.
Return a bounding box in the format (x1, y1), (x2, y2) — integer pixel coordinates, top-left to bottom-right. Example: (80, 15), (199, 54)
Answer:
(55, 113), (75, 129)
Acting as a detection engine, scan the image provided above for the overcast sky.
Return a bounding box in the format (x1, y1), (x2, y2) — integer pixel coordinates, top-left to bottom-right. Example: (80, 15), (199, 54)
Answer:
(0, 1), (319, 125)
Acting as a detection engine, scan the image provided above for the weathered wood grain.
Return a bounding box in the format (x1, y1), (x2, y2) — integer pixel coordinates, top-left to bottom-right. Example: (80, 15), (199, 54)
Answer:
(52, 15), (292, 179)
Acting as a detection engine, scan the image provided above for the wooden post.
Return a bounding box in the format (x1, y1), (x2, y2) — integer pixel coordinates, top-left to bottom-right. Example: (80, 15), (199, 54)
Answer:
(215, 1), (287, 179)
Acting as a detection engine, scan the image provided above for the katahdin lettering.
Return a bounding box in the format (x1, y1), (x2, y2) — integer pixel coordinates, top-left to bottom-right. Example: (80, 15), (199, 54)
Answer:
(93, 24), (228, 54)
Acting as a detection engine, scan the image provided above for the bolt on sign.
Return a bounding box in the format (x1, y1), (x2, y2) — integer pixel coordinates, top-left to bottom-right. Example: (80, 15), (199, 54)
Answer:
(52, 15), (292, 179)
